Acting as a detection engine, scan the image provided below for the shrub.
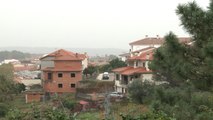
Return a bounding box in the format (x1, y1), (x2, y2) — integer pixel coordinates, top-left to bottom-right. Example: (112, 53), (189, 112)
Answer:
(62, 99), (77, 110)
(128, 80), (155, 104)
(0, 103), (8, 117)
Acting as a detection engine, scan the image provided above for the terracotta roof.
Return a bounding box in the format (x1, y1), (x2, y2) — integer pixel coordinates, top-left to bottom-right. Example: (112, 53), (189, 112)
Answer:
(40, 49), (87, 61)
(42, 67), (82, 72)
(132, 47), (155, 53)
(122, 67), (152, 75)
(128, 49), (154, 61)
(129, 37), (191, 45)
(112, 66), (152, 75)
(112, 66), (132, 73)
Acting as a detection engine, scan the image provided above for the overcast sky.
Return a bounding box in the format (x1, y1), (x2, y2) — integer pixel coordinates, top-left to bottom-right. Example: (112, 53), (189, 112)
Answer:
(0, 0), (210, 49)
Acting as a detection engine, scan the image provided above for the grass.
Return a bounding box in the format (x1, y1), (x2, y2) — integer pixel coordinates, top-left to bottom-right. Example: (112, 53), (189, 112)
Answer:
(111, 101), (148, 120)
(76, 111), (100, 120)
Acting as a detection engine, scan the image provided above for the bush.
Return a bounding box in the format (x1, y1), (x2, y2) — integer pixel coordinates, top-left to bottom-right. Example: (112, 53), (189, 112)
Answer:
(62, 99), (77, 110)
(191, 92), (213, 109)
(0, 103), (8, 117)
(6, 108), (26, 120)
(128, 80), (155, 104)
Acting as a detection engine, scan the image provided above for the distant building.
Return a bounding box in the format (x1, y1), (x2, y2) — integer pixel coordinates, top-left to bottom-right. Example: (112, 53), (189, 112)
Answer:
(119, 53), (130, 62)
(0, 59), (20, 65)
(40, 49), (88, 93)
(119, 36), (191, 62)
(129, 35), (191, 52)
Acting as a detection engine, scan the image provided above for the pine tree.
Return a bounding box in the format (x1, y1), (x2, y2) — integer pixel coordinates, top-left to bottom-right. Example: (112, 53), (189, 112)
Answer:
(151, 0), (213, 90)
(176, 0), (213, 90)
(150, 32), (186, 86)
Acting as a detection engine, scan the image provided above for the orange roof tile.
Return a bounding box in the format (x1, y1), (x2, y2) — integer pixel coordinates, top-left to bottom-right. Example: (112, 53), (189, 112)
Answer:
(129, 37), (191, 45)
(132, 47), (155, 53)
(113, 66), (152, 75)
(128, 49), (154, 61)
(121, 67), (151, 75)
(40, 49), (87, 61)
(112, 66), (132, 73)
(42, 67), (82, 72)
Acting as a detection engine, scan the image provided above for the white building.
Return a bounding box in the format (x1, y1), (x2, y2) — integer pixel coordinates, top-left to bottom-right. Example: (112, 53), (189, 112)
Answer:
(113, 47), (155, 93)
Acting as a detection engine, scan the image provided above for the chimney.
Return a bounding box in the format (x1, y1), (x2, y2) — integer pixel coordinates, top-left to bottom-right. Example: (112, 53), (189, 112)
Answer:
(145, 35), (148, 38)
(156, 35), (159, 39)
(76, 53), (78, 57)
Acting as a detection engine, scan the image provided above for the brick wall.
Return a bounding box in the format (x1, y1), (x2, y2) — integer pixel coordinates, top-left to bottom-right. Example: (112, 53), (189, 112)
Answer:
(25, 93), (44, 103)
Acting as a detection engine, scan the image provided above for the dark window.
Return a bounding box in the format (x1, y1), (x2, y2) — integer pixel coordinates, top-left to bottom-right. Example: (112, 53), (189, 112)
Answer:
(143, 62), (146, 67)
(71, 84), (75, 88)
(116, 74), (120, 80)
(58, 73), (63, 78)
(136, 61), (138, 67)
(58, 84), (63, 88)
(48, 73), (52, 80)
(71, 73), (75, 77)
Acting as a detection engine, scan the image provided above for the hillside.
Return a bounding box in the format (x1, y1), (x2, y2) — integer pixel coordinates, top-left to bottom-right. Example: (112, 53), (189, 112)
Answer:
(0, 50), (41, 62)
(0, 47), (127, 57)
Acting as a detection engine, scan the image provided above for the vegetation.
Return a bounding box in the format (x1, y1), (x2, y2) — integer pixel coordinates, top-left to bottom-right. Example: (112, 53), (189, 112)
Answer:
(125, 0), (213, 119)
(150, 0), (213, 90)
(0, 64), (25, 118)
(128, 80), (154, 104)
(99, 58), (127, 72)
(0, 50), (32, 61)
(1, 0), (213, 120)
(83, 65), (98, 77)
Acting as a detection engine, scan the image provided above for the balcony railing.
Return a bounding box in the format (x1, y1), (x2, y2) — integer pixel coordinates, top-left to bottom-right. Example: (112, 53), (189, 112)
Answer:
(119, 80), (128, 85)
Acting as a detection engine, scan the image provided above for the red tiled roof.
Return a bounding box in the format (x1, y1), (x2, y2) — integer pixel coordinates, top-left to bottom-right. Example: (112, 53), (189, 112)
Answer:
(132, 47), (155, 53)
(40, 49), (87, 61)
(42, 67), (82, 72)
(129, 37), (191, 45)
(122, 67), (152, 75)
(112, 66), (152, 75)
(112, 66), (132, 73)
(128, 49), (154, 61)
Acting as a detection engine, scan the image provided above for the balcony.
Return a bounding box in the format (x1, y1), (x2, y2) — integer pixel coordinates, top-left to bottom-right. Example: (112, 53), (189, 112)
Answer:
(119, 79), (128, 85)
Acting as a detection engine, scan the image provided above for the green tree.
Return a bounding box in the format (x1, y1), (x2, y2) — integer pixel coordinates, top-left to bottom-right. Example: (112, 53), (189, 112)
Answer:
(109, 58), (127, 69)
(150, 0), (213, 90)
(128, 79), (154, 104)
(100, 58), (127, 72)
(83, 66), (97, 76)
(150, 32), (188, 86)
(175, 0), (213, 90)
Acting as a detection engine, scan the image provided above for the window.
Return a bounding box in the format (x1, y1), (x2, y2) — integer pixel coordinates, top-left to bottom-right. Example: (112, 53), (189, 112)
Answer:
(58, 73), (63, 78)
(71, 73), (75, 77)
(116, 74), (120, 80)
(58, 84), (63, 88)
(71, 84), (75, 88)
(143, 62), (146, 67)
(47, 73), (52, 80)
(135, 61), (138, 67)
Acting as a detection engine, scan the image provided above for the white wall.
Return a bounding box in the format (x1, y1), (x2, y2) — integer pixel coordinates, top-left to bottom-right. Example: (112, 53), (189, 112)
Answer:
(132, 45), (160, 52)
(82, 58), (88, 70)
(142, 74), (153, 82)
